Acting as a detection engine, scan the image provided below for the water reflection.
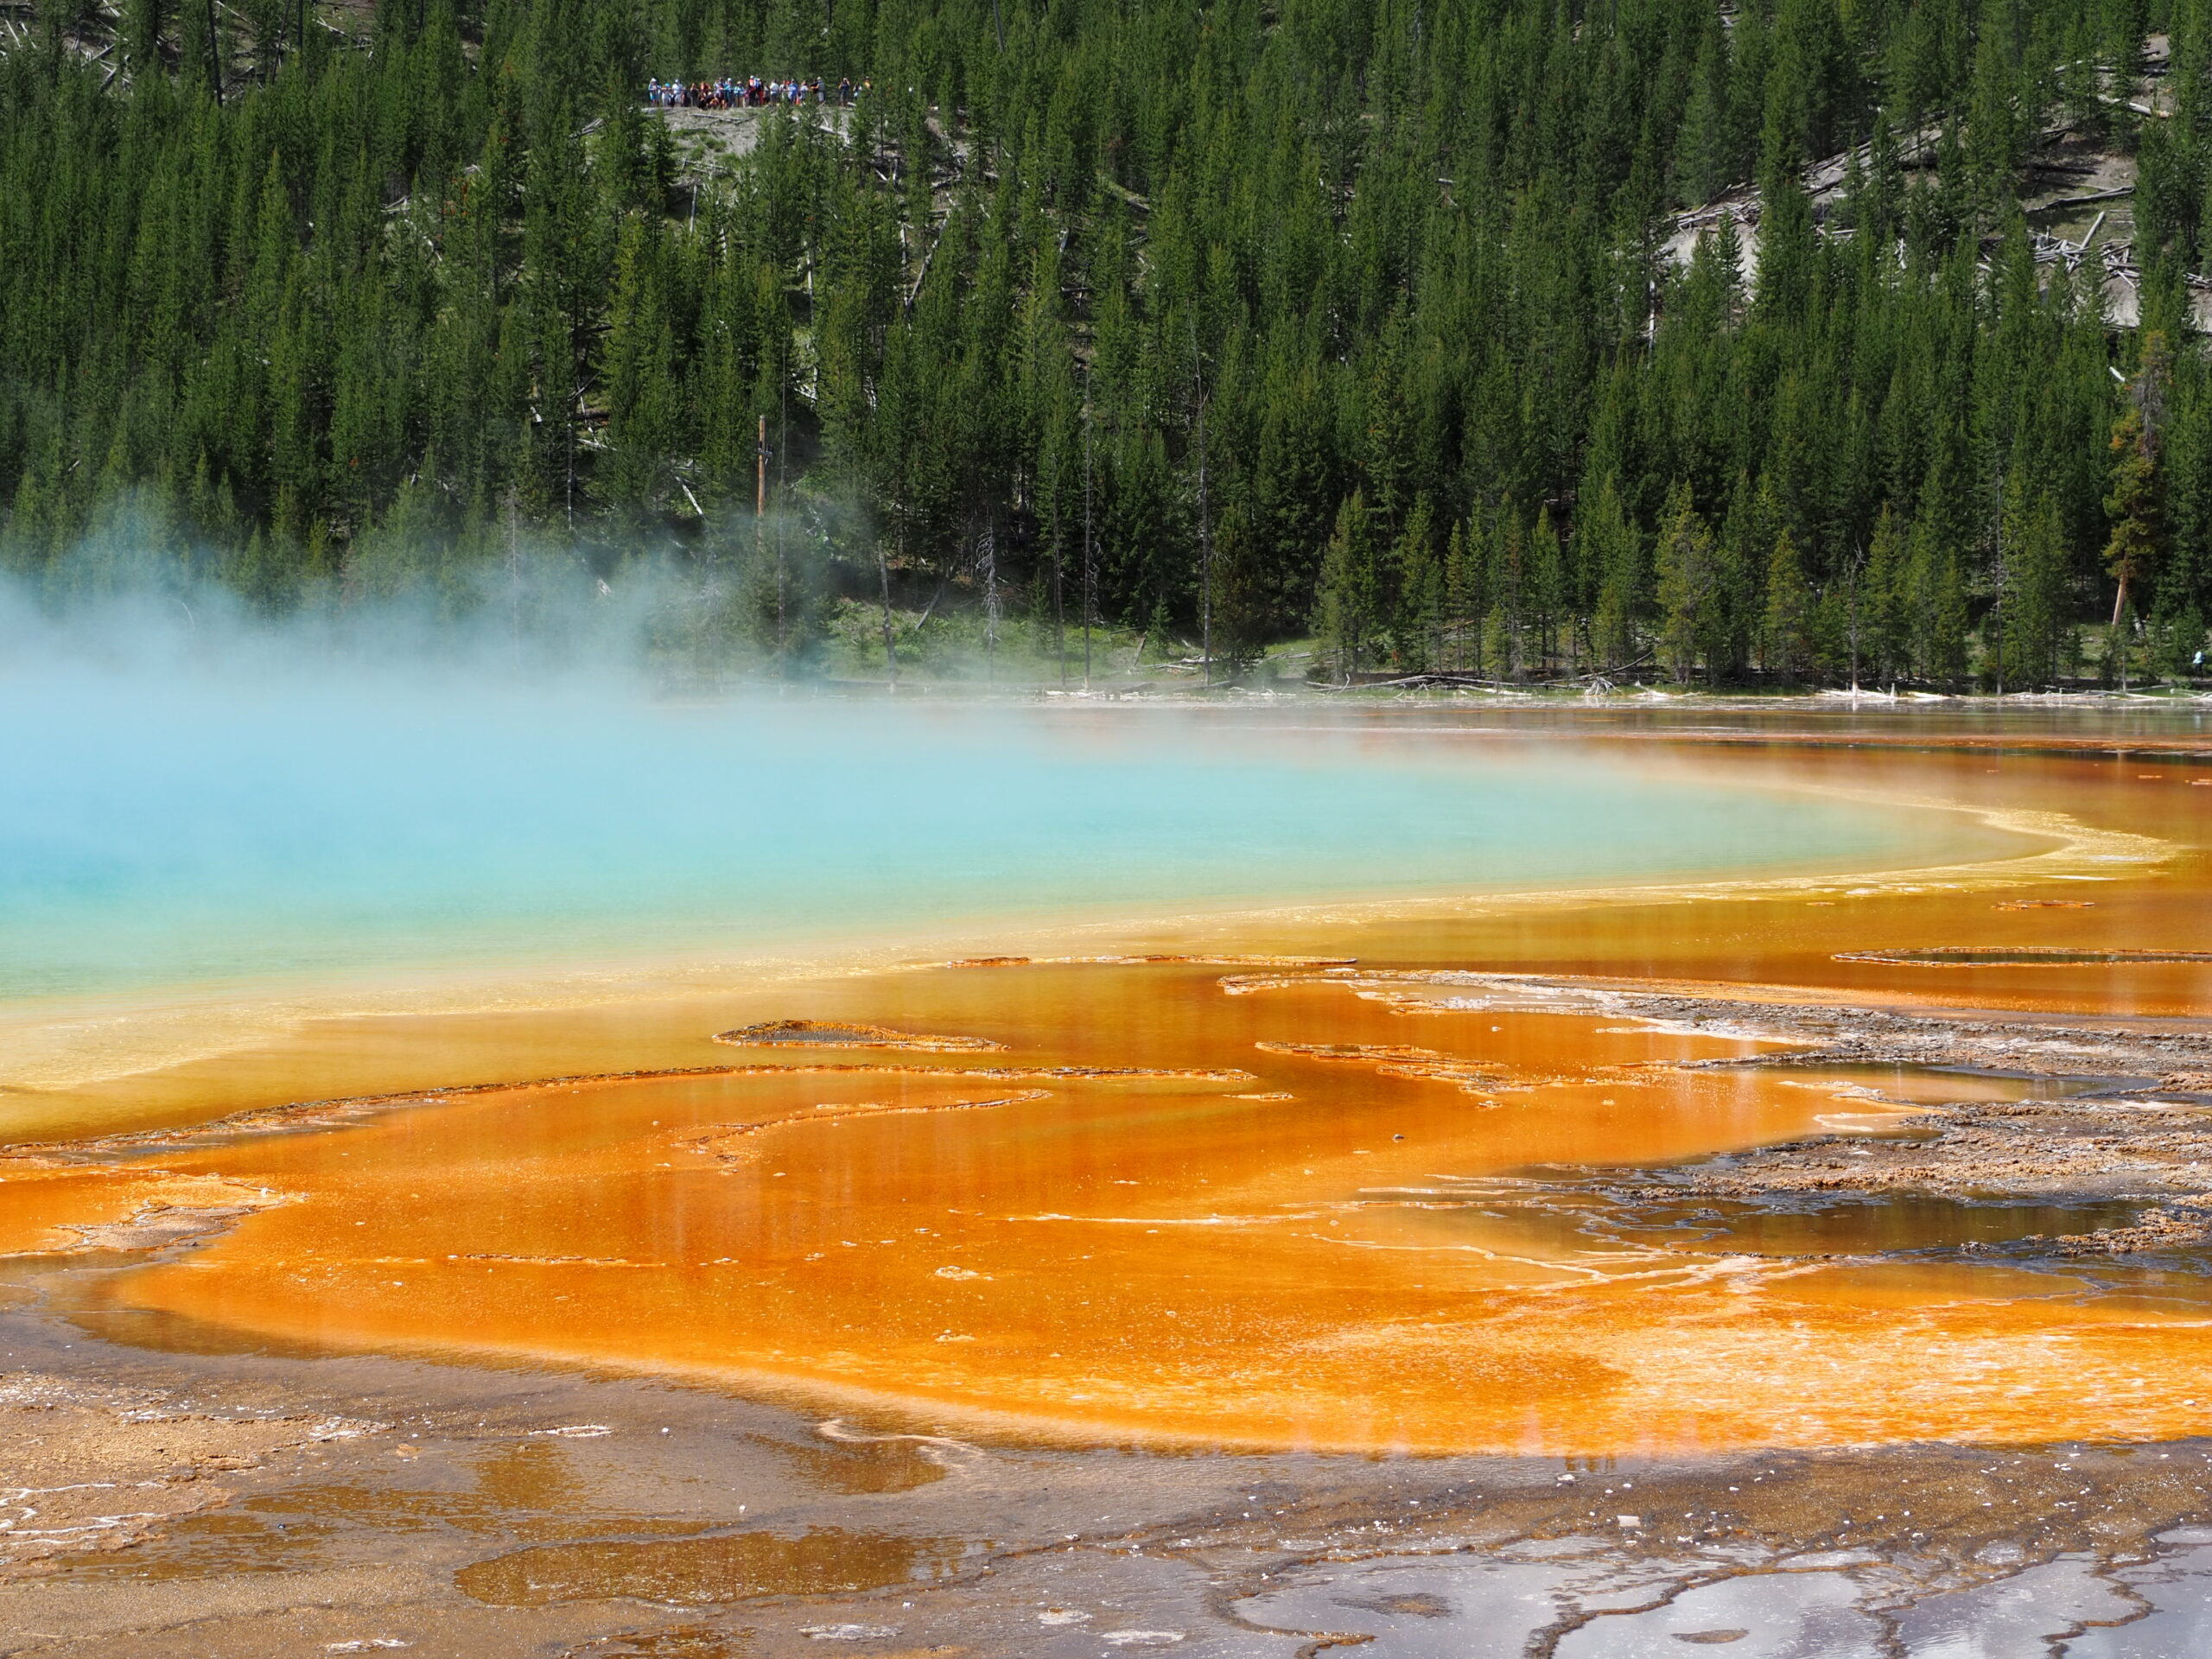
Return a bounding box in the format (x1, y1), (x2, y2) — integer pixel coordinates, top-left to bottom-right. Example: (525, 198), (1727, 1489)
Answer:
(455, 1525), (965, 1606)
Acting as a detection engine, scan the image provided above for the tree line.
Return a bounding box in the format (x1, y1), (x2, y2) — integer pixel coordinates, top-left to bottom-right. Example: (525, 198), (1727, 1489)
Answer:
(3, 0), (2210, 685)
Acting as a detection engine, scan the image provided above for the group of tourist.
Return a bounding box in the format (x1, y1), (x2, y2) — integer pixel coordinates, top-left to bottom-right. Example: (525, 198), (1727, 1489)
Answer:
(645, 76), (864, 109)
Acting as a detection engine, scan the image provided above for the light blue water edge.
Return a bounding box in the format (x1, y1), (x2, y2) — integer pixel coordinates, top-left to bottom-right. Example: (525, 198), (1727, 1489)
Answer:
(1, 664), (1998, 1006)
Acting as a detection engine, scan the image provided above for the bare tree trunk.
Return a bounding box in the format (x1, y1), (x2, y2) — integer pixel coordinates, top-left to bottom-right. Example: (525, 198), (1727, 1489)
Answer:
(756, 414), (772, 661)
(505, 489), (522, 668)
(2113, 578), (2131, 692)
(1992, 464), (2005, 697)
(981, 516), (999, 680)
(1192, 321), (1211, 689)
(1082, 378), (1095, 692)
(776, 391), (789, 674)
(879, 525), (900, 691)
(1052, 518), (1065, 686)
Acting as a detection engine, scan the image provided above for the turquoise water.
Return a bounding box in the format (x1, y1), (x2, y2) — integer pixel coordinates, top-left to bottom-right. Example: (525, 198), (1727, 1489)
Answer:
(2, 661), (1938, 1002)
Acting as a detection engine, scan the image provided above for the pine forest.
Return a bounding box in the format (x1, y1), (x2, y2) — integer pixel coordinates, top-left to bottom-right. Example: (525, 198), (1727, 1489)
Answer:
(6, 0), (2212, 689)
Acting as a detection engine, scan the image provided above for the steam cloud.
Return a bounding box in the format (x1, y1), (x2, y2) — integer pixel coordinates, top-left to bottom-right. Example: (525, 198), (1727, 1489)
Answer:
(1, 556), (1919, 1008)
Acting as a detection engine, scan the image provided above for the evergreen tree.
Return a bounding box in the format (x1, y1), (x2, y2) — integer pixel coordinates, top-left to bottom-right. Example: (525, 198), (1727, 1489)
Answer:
(1583, 475), (1643, 672)
(1861, 504), (1912, 684)
(1314, 490), (1378, 683)
(1762, 528), (1815, 681)
(1443, 518), (1479, 673)
(2004, 490), (2075, 687)
(2103, 405), (2159, 631)
(1654, 482), (1720, 684)
(1389, 495), (1440, 672)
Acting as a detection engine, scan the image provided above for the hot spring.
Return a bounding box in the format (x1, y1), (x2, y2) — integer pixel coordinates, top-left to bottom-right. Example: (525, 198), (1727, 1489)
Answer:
(7, 642), (2212, 1653)
(0, 649), (2000, 1103)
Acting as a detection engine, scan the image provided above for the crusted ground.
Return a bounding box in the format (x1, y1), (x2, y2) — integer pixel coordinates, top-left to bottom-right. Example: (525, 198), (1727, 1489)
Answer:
(1465, 976), (2212, 1257)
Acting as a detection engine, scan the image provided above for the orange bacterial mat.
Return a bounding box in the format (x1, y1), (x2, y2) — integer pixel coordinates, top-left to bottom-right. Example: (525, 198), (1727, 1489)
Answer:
(8, 729), (2212, 1457)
